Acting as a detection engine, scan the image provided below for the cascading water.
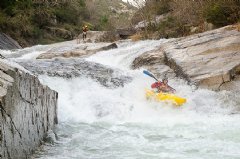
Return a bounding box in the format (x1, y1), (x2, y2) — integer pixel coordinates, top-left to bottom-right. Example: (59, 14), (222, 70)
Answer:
(2, 40), (240, 159)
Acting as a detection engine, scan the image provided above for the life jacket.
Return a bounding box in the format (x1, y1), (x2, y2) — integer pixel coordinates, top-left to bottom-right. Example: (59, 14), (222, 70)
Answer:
(83, 27), (88, 32)
(151, 82), (163, 89)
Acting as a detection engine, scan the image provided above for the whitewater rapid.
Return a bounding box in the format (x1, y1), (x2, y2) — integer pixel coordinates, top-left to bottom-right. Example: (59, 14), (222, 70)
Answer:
(2, 40), (240, 159)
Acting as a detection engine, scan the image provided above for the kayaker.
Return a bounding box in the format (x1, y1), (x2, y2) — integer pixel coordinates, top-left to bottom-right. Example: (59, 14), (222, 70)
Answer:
(151, 78), (176, 93)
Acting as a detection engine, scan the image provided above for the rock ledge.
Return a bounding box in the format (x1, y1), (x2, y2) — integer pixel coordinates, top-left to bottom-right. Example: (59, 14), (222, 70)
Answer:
(0, 59), (58, 159)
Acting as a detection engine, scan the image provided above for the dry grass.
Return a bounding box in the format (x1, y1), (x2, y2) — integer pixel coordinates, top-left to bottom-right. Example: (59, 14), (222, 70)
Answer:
(130, 33), (143, 41)
(225, 23), (240, 32)
(237, 23), (240, 32)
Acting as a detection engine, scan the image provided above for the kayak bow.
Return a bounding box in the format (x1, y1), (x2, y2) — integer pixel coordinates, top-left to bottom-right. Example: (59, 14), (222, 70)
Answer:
(145, 89), (186, 106)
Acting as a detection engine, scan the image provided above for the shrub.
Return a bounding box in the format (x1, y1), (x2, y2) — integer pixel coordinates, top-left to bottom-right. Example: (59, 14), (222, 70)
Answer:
(0, 11), (7, 29)
(54, 0), (89, 25)
(152, 0), (170, 15)
(32, 26), (42, 38)
(97, 15), (114, 31)
(204, 4), (232, 27)
(33, 7), (55, 28)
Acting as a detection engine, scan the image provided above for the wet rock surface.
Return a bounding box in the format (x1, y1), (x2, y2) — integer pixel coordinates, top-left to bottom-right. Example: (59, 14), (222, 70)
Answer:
(132, 49), (165, 69)
(0, 59), (58, 159)
(132, 26), (240, 91)
(36, 43), (117, 59)
(18, 59), (132, 88)
(132, 49), (176, 79)
(163, 27), (240, 91)
(0, 33), (22, 50)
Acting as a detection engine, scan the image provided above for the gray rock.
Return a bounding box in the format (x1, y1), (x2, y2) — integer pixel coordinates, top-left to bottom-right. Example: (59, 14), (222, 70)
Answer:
(99, 43), (118, 51)
(95, 31), (121, 42)
(116, 28), (136, 39)
(134, 14), (169, 30)
(36, 43), (118, 59)
(132, 25), (240, 91)
(132, 49), (165, 69)
(0, 33), (22, 50)
(18, 58), (132, 88)
(0, 54), (5, 59)
(131, 49), (176, 79)
(162, 27), (240, 91)
(93, 28), (136, 42)
(0, 59), (58, 159)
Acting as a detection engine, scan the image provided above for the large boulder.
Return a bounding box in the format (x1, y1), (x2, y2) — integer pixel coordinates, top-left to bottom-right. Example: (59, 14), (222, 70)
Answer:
(95, 31), (120, 42)
(37, 43), (117, 59)
(132, 25), (240, 91)
(0, 33), (22, 50)
(162, 26), (240, 91)
(0, 59), (58, 158)
(18, 59), (132, 88)
(132, 49), (165, 69)
(116, 28), (136, 39)
(95, 28), (136, 42)
(131, 49), (176, 79)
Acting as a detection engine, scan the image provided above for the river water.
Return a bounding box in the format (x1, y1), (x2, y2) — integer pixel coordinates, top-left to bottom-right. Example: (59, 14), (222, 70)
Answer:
(2, 40), (240, 159)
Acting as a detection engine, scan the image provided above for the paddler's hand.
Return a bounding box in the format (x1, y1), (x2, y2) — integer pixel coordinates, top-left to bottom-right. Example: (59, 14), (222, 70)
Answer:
(168, 87), (176, 93)
(171, 88), (176, 94)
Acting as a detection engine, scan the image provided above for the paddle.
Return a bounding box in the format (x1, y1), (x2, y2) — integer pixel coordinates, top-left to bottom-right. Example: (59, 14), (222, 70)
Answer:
(143, 70), (158, 81)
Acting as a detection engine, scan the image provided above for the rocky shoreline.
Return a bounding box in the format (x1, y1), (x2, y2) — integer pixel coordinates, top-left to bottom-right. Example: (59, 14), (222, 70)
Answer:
(0, 33), (22, 50)
(0, 59), (58, 159)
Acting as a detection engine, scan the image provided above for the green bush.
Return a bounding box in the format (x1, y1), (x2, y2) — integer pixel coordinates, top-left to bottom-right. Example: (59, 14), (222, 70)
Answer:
(96, 15), (108, 30)
(54, 0), (89, 25)
(33, 7), (54, 28)
(204, 4), (231, 27)
(0, 0), (16, 15)
(55, 8), (77, 24)
(0, 11), (7, 29)
(32, 26), (42, 38)
(155, 0), (170, 15)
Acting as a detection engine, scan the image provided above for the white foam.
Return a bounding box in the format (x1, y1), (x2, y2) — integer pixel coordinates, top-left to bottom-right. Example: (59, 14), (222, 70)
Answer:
(87, 40), (166, 70)
(39, 71), (239, 125)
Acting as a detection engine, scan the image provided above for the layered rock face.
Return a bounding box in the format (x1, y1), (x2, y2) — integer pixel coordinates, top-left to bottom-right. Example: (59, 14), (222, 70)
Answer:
(132, 49), (176, 79)
(132, 26), (240, 91)
(163, 27), (240, 91)
(0, 33), (22, 50)
(0, 59), (58, 159)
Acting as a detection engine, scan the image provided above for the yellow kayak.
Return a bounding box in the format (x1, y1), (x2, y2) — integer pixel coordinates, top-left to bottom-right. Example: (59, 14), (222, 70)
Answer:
(145, 89), (186, 106)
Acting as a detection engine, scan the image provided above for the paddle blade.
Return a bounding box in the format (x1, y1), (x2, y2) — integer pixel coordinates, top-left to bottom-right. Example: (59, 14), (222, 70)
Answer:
(143, 70), (158, 81)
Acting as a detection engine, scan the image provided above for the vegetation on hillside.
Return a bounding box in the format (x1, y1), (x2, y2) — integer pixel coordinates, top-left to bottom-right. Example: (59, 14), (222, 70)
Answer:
(0, 0), (136, 47)
(132, 0), (240, 39)
(0, 0), (89, 46)
(86, 0), (136, 30)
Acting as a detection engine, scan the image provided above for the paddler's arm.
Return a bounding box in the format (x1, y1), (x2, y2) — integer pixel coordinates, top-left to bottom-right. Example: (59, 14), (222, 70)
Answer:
(168, 86), (176, 93)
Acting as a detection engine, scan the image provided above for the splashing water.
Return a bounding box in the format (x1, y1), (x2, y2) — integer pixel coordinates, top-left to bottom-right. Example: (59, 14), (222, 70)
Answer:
(3, 40), (240, 159)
